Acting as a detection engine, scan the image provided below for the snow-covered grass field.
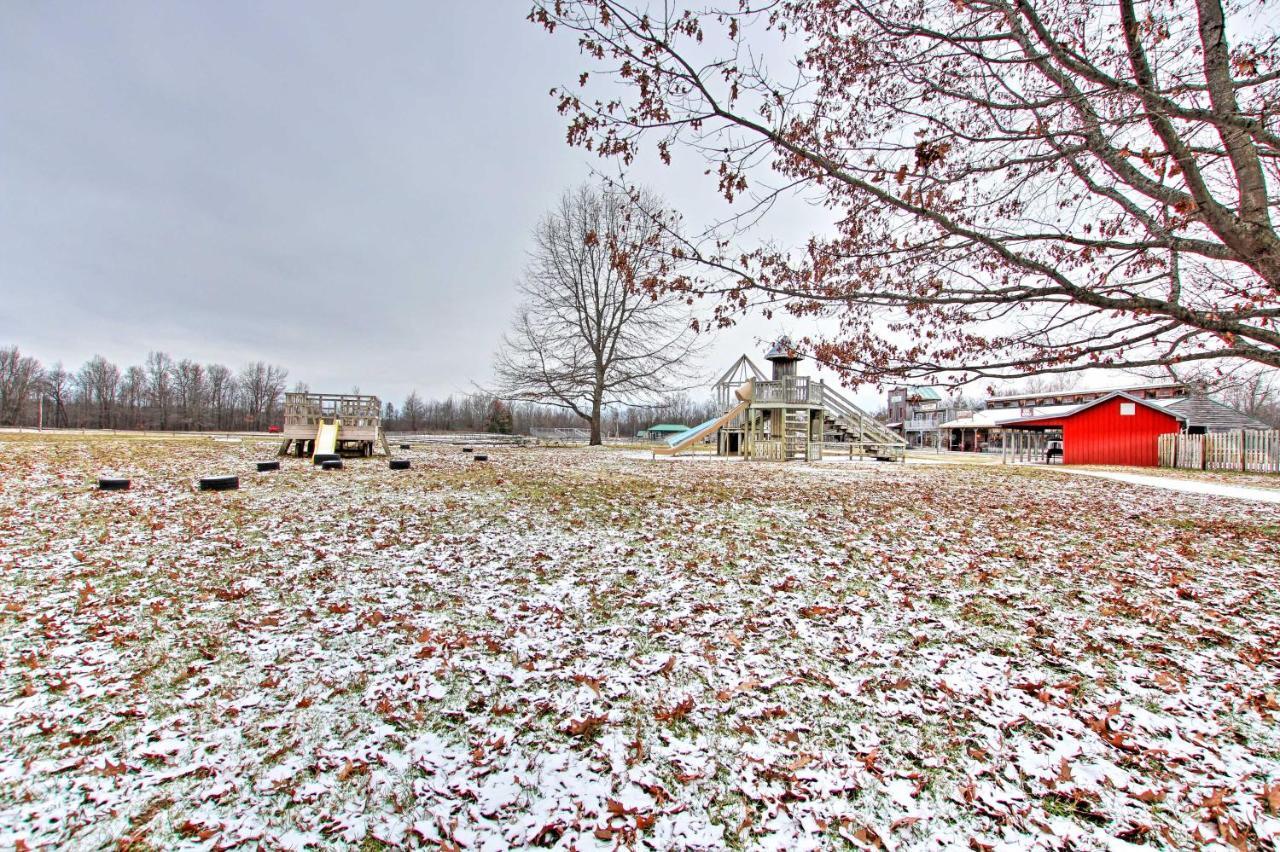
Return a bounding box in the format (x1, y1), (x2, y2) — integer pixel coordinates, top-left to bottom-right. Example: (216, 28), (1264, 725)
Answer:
(2, 435), (1278, 850)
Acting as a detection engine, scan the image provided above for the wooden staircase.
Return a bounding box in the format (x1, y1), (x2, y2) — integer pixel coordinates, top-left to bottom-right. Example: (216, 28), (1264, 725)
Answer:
(821, 385), (907, 460)
(783, 410), (810, 460)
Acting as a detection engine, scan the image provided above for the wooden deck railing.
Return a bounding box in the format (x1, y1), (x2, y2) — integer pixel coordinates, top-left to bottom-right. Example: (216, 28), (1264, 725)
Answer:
(282, 392), (382, 437)
(752, 377), (823, 405)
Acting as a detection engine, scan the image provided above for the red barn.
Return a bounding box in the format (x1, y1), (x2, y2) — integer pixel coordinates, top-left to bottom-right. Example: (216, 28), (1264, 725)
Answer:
(1003, 392), (1185, 467)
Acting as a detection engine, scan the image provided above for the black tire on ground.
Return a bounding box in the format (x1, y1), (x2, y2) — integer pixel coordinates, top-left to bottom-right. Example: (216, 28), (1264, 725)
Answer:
(321, 459), (343, 470)
(199, 475), (240, 491)
(473, 454), (488, 462)
(97, 477), (130, 491)
(389, 459), (411, 470)
(257, 461), (281, 472)
(313, 453), (340, 466)
(399, 443), (411, 450)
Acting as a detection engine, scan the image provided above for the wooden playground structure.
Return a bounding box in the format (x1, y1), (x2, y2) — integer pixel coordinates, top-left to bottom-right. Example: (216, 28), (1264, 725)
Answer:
(276, 392), (391, 458)
(655, 340), (906, 461)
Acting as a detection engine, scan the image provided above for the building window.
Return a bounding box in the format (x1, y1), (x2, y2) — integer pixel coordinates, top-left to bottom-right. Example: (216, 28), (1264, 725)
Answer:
(1120, 402), (1136, 416)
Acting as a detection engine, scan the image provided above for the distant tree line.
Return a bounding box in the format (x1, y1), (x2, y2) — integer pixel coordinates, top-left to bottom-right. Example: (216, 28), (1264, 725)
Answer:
(383, 390), (720, 438)
(1, 343), (721, 437)
(0, 345), (288, 431)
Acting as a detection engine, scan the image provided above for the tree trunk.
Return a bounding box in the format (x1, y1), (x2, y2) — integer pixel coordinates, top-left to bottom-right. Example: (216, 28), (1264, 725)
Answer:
(589, 394), (603, 445)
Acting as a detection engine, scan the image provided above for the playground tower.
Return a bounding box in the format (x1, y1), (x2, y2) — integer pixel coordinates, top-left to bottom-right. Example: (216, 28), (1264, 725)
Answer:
(711, 338), (825, 460)
(707, 339), (906, 461)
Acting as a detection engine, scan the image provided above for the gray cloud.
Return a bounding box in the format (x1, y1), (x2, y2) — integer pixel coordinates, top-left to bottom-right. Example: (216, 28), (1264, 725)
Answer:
(1, 2), (884, 411)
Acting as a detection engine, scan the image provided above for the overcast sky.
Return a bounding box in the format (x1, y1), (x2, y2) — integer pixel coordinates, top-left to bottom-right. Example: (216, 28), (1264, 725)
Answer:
(1, 2), (888, 410)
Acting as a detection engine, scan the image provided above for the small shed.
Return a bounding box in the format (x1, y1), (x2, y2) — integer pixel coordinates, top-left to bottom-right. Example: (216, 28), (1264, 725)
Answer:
(1002, 392), (1184, 467)
(645, 423), (690, 441)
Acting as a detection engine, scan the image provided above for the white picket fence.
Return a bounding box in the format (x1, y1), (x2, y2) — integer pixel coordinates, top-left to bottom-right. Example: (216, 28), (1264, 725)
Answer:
(1158, 430), (1280, 473)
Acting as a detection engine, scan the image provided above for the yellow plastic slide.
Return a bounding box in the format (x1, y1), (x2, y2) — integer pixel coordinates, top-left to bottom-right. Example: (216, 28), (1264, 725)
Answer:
(313, 420), (340, 457)
(653, 380), (753, 456)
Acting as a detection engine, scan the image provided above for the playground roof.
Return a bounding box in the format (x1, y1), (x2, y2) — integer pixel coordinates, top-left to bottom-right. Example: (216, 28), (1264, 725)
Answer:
(764, 338), (800, 361)
(646, 423), (690, 433)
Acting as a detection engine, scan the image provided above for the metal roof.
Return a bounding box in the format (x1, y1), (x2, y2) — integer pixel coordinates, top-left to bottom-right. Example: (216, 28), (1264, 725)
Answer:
(646, 423), (691, 432)
(764, 338), (800, 361)
(903, 386), (943, 401)
(1161, 395), (1270, 431)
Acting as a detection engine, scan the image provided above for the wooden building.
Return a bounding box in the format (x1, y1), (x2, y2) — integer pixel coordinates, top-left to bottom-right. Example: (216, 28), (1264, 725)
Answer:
(886, 386), (958, 448)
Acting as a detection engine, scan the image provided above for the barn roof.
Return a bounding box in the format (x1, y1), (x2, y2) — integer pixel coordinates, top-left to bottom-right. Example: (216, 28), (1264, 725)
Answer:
(1161, 394), (1270, 432)
(1000, 391), (1186, 428)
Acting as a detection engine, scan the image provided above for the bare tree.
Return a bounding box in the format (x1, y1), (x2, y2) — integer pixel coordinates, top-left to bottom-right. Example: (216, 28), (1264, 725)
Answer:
(145, 351), (175, 430)
(0, 346), (42, 426)
(77, 355), (121, 429)
(238, 362), (288, 431)
(532, 0), (1280, 386)
(206, 364), (237, 431)
(174, 359), (207, 430)
(119, 365), (148, 429)
(493, 184), (702, 444)
(1203, 366), (1280, 426)
(43, 362), (70, 428)
(401, 391), (425, 432)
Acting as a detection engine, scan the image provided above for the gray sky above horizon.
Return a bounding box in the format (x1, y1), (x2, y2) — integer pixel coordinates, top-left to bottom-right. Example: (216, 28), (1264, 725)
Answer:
(1, 2), (886, 410)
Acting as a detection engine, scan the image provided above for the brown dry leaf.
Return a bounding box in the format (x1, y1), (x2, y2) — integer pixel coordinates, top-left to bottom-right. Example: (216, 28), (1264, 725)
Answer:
(854, 825), (884, 848)
(1261, 783), (1280, 815)
(571, 674), (603, 697)
(654, 697), (694, 722)
(564, 713), (608, 738)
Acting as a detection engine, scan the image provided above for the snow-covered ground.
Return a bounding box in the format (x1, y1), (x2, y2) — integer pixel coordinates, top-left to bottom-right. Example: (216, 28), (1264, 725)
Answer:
(1, 436), (1278, 850)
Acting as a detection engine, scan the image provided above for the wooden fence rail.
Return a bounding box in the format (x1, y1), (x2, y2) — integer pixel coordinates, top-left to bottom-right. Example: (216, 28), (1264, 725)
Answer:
(1158, 430), (1280, 473)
